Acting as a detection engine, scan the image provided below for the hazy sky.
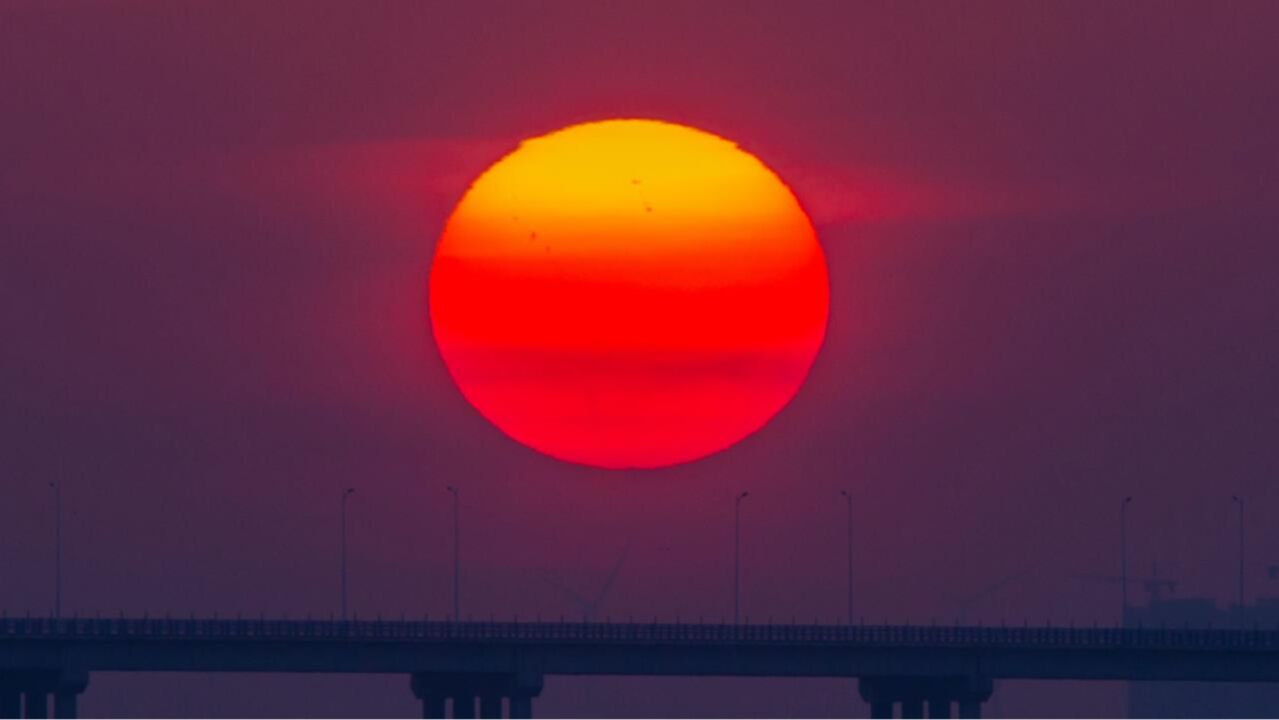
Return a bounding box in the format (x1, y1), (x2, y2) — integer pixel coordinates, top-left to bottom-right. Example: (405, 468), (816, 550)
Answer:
(2, 1), (1277, 716)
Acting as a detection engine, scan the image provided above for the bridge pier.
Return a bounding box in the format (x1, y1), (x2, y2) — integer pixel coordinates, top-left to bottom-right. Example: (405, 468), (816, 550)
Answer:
(0, 671), (88, 720)
(52, 672), (87, 720)
(451, 696), (475, 719)
(417, 693), (446, 720)
(478, 694), (502, 719)
(860, 677), (992, 720)
(22, 692), (47, 719)
(508, 689), (537, 719)
(0, 687), (19, 720)
(411, 673), (542, 719)
(51, 691), (77, 720)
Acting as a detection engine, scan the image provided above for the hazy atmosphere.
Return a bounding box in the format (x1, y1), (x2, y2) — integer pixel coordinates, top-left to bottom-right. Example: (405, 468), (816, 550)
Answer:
(2, 2), (1277, 716)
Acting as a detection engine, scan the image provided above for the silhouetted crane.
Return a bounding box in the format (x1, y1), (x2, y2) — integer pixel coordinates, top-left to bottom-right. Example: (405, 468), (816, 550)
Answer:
(1076, 572), (1178, 605)
(540, 546), (629, 621)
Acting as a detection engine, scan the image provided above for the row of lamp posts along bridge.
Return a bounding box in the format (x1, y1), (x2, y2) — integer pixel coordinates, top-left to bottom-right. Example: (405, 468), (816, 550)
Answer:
(5, 487), (1255, 718)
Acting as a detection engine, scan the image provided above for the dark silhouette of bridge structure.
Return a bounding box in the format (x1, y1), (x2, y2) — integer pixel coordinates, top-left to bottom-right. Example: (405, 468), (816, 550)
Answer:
(5, 617), (1279, 718)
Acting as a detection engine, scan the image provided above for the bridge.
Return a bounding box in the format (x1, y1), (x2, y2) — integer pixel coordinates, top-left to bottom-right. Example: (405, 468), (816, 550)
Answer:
(4, 617), (1279, 718)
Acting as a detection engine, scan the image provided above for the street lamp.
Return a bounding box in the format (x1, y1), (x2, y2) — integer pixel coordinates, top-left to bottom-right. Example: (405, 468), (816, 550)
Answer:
(340, 487), (355, 619)
(839, 490), (853, 624)
(447, 485), (460, 620)
(734, 491), (749, 624)
(1232, 495), (1245, 613)
(1121, 496), (1133, 619)
(49, 481), (61, 619)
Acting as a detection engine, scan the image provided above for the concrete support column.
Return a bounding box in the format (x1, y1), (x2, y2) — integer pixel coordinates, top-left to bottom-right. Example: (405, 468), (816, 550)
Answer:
(409, 675), (444, 719)
(51, 671), (88, 720)
(417, 694), (445, 720)
(0, 672), (86, 720)
(954, 676), (992, 720)
(869, 700), (893, 719)
(505, 673), (541, 719)
(478, 695), (502, 719)
(861, 677), (991, 720)
(508, 694), (533, 719)
(0, 688), (20, 719)
(860, 678), (897, 719)
(51, 693), (77, 720)
(412, 672), (542, 720)
(451, 696), (475, 719)
(24, 692), (48, 719)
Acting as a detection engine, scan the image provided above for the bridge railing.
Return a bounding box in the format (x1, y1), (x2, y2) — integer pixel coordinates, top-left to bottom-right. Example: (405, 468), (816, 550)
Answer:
(1, 617), (1278, 651)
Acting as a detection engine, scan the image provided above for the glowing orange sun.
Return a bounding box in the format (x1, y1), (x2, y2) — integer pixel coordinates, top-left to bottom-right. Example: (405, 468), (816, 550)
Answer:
(429, 119), (829, 469)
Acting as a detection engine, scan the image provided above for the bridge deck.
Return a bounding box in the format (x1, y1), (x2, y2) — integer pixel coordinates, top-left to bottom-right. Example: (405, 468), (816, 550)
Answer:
(3, 617), (1278, 650)
(4, 618), (1279, 682)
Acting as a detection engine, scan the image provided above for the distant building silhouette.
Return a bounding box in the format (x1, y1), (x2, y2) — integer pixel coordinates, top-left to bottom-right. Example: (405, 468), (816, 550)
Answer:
(1127, 596), (1279, 717)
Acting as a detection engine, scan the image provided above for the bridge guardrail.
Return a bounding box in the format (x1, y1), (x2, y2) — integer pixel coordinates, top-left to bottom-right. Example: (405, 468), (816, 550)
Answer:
(2, 617), (1279, 651)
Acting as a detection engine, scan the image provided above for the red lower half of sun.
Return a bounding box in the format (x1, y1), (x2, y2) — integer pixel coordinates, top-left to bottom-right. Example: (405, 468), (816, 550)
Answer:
(429, 120), (829, 469)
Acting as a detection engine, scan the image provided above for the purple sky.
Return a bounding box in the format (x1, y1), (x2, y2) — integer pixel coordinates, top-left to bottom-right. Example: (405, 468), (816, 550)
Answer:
(2, 1), (1277, 716)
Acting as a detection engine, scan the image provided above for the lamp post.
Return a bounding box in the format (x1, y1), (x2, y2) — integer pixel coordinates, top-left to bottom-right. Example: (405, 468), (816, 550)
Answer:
(1232, 495), (1245, 613)
(839, 490), (853, 623)
(734, 491), (749, 624)
(340, 487), (355, 619)
(1121, 496), (1133, 619)
(447, 485), (460, 620)
(49, 481), (61, 619)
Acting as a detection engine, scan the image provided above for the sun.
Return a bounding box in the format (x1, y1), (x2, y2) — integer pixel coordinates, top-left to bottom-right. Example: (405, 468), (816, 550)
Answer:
(429, 119), (829, 469)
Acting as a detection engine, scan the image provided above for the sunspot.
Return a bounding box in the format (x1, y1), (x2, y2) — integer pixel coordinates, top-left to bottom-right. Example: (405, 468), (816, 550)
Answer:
(429, 119), (829, 469)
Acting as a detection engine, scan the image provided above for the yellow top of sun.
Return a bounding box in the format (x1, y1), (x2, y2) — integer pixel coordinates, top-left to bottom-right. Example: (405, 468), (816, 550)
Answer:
(437, 119), (819, 286)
